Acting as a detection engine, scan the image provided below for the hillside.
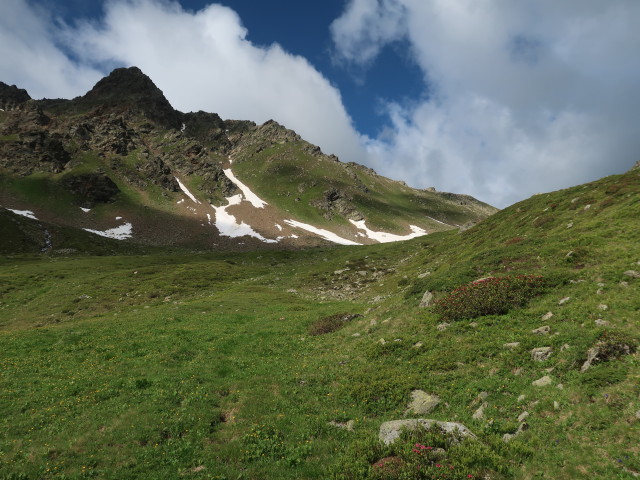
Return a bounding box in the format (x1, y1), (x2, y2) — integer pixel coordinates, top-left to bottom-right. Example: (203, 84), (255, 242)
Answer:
(0, 67), (495, 253)
(0, 162), (638, 478)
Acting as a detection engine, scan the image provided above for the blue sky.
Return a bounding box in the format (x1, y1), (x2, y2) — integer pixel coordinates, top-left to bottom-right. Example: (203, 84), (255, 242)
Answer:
(1, 0), (639, 207)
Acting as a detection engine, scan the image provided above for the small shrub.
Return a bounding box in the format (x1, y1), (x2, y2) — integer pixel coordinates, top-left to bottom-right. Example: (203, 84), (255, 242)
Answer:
(593, 330), (638, 362)
(432, 275), (545, 322)
(308, 313), (361, 335)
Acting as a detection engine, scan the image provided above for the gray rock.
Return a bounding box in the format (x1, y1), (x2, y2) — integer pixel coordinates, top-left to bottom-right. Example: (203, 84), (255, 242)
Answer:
(504, 342), (521, 349)
(623, 270), (640, 279)
(556, 384), (564, 390)
(328, 420), (355, 431)
(560, 344), (571, 352)
(517, 411), (529, 422)
(406, 391), (440, 415)
(531, 347), (553, 362)
(598, 304), (609, 311)
(594, 319), (609, 326)
(503, 422), (528, 443)
(419, 291), (434, 308)
(412, 341), (424, 349)
(532, 325), (551, 335)
(472, 403), (487, 419)
(580, 346), (600, 372)
(532, 376), (552, 387)
(379, 419), (476, 445)
(554, 401), (560, 411)
(517, 394), (526, 403)
(436, 323), (450, 331)
(541, 312), (554, 321)
(558, 297), (571, 305)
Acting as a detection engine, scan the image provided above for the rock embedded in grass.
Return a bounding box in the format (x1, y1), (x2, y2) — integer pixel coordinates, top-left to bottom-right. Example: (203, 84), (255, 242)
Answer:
(419, 290), (434, 307)
(531, 347), (553, 362)
(406, 390), (440, 415)
(532, 375), (552, 387)
(379, 419), (476, 445)
(532, 325), (551, 335)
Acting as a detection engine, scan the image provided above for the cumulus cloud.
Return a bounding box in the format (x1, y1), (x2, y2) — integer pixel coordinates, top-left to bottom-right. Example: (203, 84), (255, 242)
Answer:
(1, 0), (365, 166)
(0, 0), (102, 98)
(332, 0), (640, 206)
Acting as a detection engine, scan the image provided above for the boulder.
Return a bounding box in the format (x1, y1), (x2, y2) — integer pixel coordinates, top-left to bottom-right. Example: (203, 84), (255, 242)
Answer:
(531, 347), (553, 362)
(379, 419), (476, 445)
(419, 291), (434, 308)
(532, 375), (552, 387)
(532, 325), (551, 335)
(406, 391), (440, 415)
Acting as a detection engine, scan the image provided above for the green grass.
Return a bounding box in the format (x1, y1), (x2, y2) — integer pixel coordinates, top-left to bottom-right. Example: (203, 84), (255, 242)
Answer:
(1, 169), (639, 479)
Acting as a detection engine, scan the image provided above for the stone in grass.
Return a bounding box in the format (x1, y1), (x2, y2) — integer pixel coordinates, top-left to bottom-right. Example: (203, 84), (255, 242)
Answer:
(379, 419), (476, 445)
(419, 291), (434, 308)
(436, 323), (450, 331)
(504, 342), (520, 349)
(598, 304), (609, 311)
(517, 411), (530, 423)
(532, 325), (551, 335)
(328, 420), (355, 431)
(532, 375), (553, 387)
(623, 270), (640, 279)
(558, 297), (571, 305)
(594, 319), (609, 326)
(503, 422), (528, 443)
(406, 390), (440, 415)
(472, 403), (487, 420)
(541, 311), (554, 321)
(531, 347), (553, 362)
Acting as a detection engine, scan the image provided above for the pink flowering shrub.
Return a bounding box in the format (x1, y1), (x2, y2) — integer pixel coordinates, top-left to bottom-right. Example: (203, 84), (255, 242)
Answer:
(433, 275), (545, 321)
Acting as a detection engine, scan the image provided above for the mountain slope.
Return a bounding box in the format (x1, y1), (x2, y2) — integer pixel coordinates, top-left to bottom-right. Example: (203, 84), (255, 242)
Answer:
(0, 67), (496, 252)
(0, 165), (638, 479)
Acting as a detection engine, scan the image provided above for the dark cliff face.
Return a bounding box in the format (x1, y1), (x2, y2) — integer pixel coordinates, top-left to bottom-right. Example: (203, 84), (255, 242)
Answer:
(74, 67), (182, 130)
(0, 82), (31, 110)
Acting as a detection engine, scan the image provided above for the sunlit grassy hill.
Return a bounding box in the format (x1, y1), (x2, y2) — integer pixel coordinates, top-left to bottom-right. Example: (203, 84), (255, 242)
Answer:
(1, 165), (638, 479)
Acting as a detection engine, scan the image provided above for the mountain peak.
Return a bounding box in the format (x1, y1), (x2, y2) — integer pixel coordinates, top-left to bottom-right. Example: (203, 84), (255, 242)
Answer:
(0, 82), (31, 110)
(78, 66), (181, 129)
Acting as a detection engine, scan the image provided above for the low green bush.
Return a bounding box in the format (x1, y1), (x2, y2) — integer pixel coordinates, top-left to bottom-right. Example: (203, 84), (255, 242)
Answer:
(433, 275), (545, 321)
(308, 313), (361, 335)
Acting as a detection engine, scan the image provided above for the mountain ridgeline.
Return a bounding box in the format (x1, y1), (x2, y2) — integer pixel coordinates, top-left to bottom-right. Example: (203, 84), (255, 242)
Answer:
(0, 67), (496, 253)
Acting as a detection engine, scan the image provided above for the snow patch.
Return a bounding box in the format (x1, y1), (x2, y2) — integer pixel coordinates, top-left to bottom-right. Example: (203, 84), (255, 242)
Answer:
(180, 123), (186, 132)
(175, 177), (201, 204)
(275, 223), (283, 231)
(426, 215), (452, 226)
(223, 169), (267, 208)
(6, 208), (38, 220)
(83, 223), (133, 240)
(284, 219), (360, 246)
(115, 216), (122, 220)
(177, 199), (185, 205)
(80, 207), (91, 213)
(349, 219), (427, 243)
(211, 196), (278, 243)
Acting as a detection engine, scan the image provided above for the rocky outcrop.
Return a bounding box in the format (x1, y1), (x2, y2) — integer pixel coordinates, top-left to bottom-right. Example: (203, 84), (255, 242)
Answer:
(310, 188), (363, 221)
(74, 67), (182, 130)
(60, 173), (120, 207)
(379, 419), (476, 445)
(0, 82), (31, 110)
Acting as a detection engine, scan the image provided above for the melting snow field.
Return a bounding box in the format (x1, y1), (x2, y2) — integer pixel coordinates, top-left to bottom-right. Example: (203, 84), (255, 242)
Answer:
(349, 219), (427, 243)
(223, 169), (268, 208)
(6, 208), (38, 220)
(211, 196), (278, 243)
(83, 223), (133, 240)
(284, 219), (361, 246)
(175, 177), (201, 204)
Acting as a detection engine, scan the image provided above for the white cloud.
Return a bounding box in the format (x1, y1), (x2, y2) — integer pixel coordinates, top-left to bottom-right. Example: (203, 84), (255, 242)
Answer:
(0, 0), (102, 98)
(332, 0), (640, 206)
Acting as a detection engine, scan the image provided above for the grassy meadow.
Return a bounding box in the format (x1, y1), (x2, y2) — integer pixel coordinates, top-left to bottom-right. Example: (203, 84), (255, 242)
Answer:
(1, 168), (639, 479)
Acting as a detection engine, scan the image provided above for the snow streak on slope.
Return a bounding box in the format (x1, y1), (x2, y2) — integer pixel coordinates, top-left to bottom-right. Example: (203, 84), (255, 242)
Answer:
(211, 195), (278, 243)
(223, 169), (268, 208)
(6, 208), (38, 220)
(349, 219), (427, 243)
(83, 223), (133, 240)
(175, 177), (201, 204)
(284, 219), (360, 246)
